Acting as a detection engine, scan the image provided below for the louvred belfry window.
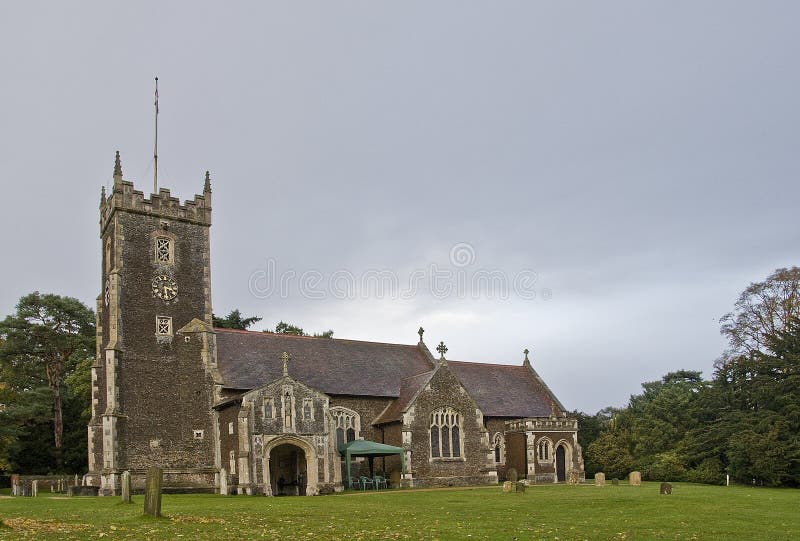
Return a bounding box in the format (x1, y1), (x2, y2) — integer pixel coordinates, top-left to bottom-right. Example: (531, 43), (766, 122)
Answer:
(430, 407), (462, 459)
(155, 237), (173, 264)
(156, 316), (172, 336)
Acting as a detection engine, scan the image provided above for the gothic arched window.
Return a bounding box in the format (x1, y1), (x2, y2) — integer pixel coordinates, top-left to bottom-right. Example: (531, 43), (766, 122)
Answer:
(537, 438), (552, 463)
(430, 407), (463, 459)
(331, 407), (360, 447)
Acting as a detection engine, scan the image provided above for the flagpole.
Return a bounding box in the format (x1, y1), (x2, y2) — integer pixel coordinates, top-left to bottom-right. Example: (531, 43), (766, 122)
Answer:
(153, 76), (159, 194)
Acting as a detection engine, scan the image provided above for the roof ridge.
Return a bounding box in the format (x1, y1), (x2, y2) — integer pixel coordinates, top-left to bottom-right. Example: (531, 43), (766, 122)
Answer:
(448, 360), (525, 368)
(214, 327), (418, 348)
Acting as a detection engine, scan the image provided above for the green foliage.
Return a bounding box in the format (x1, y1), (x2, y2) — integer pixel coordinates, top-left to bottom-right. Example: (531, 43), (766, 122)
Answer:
(212, 310), (262, 330)
(0, 292), (95, 474)
(273, 321), (334, 339)
(586, 431), (635, 479)
(583, 268), (800, 487)
(274, 321), (305, 335)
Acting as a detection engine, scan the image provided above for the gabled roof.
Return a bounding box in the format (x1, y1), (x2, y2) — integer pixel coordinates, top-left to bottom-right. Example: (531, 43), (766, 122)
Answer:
(372, 369), (435, 425)
(215, 328), (434, 397)
(447, 361), (557, 418)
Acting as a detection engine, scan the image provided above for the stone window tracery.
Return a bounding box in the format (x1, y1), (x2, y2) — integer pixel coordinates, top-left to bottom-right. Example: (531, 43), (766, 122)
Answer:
(430, 407), (462, 459)
(156, 316), (172, 336)
(537, 438), (552, 462)
(331, 407), (360, 447)
(155, 237), (173, 264)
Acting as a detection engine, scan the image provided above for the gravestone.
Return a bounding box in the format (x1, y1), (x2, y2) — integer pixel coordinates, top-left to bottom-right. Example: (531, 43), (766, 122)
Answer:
(507, 468), (518, 483)
(502, 481), (513, 493)
(67, 485), (99, 496)
(74, 474), (79, 486)
(219, 468), (228, 496)
(612, 478), (619, 486)
(144, 467), (163, 517)
(629, 471), (642, 486)
(660, 482), (672, 495)
(31, 480), (38, 497)
(121, 471), (132, 503)
(595, 473), (606, 486)
(515, 481), (526, 493)
(567, 469), (580, 485)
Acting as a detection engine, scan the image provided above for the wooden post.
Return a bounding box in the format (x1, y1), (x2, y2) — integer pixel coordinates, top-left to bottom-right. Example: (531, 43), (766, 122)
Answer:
(121, 471), (132, 503)
(143, 467), (163, 517)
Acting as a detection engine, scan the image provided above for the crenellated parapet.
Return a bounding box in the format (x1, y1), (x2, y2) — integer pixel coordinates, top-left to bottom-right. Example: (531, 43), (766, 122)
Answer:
(100, 151), (212, 233)
(504, 417), (579, 433)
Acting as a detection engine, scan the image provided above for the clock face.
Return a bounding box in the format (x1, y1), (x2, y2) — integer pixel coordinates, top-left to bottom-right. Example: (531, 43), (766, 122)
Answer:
(152, 274), (178, 301)
(104, 279), (110, 306)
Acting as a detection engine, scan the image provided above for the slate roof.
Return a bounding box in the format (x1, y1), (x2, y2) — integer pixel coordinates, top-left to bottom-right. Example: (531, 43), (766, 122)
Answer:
(215, 329), (434, 397)
(215, 328), (563, 420)
(448, 361), (557, 418)
(372, 370), (435, 425)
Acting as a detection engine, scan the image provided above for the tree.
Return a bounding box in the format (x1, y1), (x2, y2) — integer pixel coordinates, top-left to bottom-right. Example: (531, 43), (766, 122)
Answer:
(274, 321), (305, 335)
(0, 293), (95, 470)
(213, 309), (262, 330)
(273, 321), (334, 338)
(719, 267), (800, 362)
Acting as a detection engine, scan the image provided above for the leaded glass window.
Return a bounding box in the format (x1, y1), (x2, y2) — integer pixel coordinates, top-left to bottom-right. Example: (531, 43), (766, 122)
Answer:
(538, 438), (552, 462)
(430, 407), (463, 459)
(331, 407), (360, 446)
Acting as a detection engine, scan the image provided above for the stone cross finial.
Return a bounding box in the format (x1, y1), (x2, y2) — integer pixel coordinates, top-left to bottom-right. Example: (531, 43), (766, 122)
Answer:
(100, 185), (106, 205)
(204, 170), (212, 193)
(281, 351), (290, 377)
(523, 348), (530, 362)
(418, 327), (425, 342)
(113, 151), (123, 179)
(436, 341), (448, 359)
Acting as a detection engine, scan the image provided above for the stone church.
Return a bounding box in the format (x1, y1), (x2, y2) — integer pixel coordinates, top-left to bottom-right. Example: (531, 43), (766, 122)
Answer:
(86, 153), (584, 495)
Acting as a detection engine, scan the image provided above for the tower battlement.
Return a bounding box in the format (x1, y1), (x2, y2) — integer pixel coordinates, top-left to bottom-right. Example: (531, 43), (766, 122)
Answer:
(100, 152), (211, 233)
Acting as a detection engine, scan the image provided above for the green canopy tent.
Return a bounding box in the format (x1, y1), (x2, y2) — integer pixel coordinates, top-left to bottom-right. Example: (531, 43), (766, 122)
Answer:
(337, 440), (405, 489)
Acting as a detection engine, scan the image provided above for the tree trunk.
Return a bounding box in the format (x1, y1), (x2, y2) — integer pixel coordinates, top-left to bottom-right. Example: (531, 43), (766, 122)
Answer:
(52, 383), (64, 470)
(46, 355), (66, 471)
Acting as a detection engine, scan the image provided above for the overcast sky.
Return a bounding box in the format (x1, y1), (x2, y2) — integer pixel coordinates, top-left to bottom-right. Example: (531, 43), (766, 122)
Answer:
(1, 1), (798, 412)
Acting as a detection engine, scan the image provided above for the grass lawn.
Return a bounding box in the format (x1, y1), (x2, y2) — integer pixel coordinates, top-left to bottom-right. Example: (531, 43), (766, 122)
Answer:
(0, 482), (798, 540)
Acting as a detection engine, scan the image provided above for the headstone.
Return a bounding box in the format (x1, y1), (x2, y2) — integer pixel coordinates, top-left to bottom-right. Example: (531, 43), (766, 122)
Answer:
(507, 468), (518, 483)
(74, 474), (79, 486)
(595, 473), (606, 486)
(219, 468), (228, 496)
(660, 482), (672, 495)
(121, 471), (132, 503)
(567, 469), (580, 485)
(502, 481), (513, 493)
(67, 485), (99, 496)
(31, 480), (38, 497)
(515, 481), (526, 493)
(612, 478), (619, 486)
(144, 467), (163, 517)
(629, 471), (642, 486)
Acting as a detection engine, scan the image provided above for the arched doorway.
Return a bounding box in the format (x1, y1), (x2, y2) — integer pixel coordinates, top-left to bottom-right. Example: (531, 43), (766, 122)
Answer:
(269, 443), (308, 496)
(555, 445), (566, 482)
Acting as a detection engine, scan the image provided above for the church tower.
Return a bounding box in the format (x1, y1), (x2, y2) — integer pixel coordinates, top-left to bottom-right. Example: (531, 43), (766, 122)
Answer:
(87, 152), (219, 494)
